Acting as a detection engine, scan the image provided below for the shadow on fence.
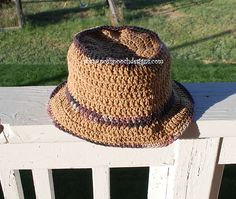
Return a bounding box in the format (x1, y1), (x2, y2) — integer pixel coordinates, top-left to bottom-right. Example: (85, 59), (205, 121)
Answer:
(181, 81), (236, 140)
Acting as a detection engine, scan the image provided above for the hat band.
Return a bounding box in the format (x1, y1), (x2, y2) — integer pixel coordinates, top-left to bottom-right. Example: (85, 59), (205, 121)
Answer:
(65, 86), (175, 127)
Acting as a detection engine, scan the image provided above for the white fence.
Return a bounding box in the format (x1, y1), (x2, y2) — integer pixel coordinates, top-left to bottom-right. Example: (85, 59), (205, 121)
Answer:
(0, 82), (236, 199)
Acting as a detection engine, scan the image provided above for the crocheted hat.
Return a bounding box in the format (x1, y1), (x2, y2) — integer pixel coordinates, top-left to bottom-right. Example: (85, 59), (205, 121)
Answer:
(48, 25), (194, 148)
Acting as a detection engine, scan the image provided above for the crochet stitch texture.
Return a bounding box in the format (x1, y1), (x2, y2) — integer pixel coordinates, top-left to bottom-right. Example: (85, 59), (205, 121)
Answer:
(48, 26), (194, 147)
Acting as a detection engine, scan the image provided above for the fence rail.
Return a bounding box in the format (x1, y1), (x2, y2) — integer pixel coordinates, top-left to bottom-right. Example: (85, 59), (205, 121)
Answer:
(0, 82), (235, 199)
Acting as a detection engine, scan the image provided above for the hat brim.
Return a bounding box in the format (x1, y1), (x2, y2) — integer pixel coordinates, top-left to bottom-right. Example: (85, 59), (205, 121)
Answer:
(48, 81), (194, 148)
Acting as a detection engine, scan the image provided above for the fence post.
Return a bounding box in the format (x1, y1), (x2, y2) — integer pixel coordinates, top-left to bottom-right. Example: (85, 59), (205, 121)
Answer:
(107, 0), (119, 24)
(169, 138), (221, 199)
(15, 0), (24, 28)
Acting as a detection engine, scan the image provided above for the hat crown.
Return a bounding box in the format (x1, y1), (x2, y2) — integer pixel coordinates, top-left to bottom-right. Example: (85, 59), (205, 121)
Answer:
(67, 26), (171, 119)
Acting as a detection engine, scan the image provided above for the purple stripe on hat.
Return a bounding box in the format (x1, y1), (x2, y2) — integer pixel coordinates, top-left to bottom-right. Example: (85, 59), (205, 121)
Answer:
(65, 87), (175, 127)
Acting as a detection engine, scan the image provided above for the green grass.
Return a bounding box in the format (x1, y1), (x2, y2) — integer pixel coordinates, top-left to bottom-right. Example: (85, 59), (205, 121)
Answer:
(0, 60), (236, 87)
(0, 64), (67, 86)
(0, 2), (18, 28)
(0, 0), (235, 84)
(0, 0), (236, 198)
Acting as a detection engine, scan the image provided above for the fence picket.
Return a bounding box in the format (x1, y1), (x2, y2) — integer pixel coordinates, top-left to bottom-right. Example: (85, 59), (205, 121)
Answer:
(92, 167), (110, 199)
(32, 169), (55, 199)
(148, 166), (171, 199)
(0, 169), (24, 199)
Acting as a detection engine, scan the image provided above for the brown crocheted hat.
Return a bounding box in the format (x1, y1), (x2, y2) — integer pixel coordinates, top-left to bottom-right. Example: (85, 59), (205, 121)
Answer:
(48, 25), (194, 148)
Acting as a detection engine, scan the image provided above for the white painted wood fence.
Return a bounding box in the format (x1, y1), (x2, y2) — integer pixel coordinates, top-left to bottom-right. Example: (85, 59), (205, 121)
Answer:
(0, 82), (235, 199)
